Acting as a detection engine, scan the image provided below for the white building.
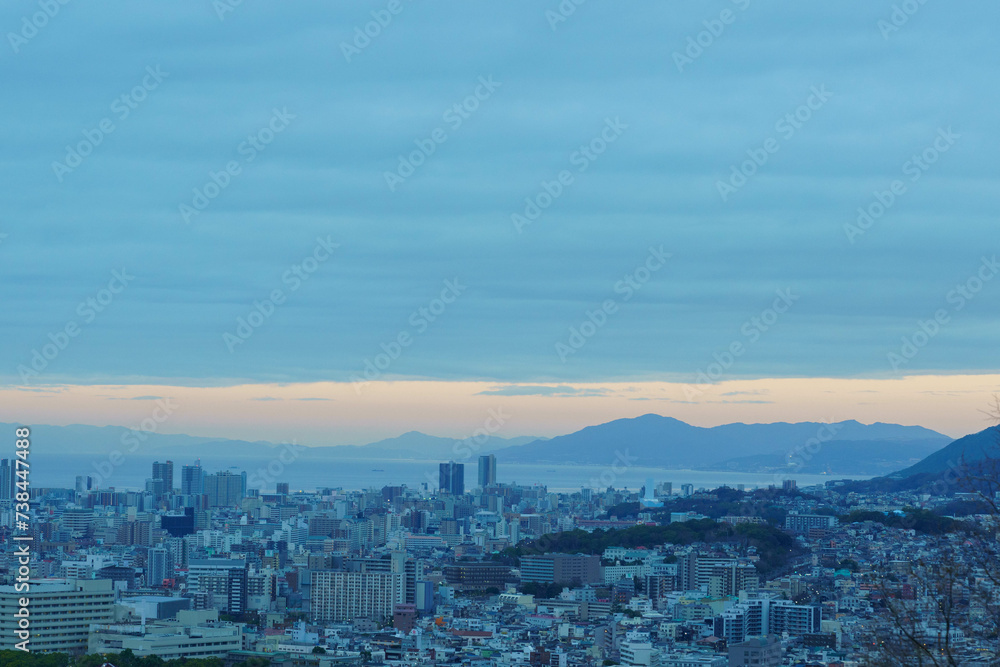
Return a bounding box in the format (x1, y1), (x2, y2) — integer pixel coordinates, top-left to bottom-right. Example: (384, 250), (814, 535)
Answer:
(88, 609), (241, 660)
(0, 579), (115, 654)
(310, 570), (404, 623)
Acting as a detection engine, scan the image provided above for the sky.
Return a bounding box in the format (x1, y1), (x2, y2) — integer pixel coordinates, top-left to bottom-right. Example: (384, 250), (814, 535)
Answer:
(1, 2), (998, 444)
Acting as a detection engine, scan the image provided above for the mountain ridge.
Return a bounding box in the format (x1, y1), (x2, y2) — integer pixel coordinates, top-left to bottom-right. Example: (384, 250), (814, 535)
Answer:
(0, 415), (952, 476)
(495, 414), (950, 473)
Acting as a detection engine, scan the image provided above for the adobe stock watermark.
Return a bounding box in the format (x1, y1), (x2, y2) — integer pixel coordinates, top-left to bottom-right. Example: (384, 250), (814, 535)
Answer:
(887, 255), (998, 372)
(223, 235), (340, 352)
(877, 0), (931, 40)
(248, 441), (307, 489)
(179, 107), (295, 224)
(90, 398), (179, 488)
(772, 420), (844, 487)
(340, 0), (413, 63)
(212, 0), (245, 21)
(716, 85), (833, 202)
(673, 0), (752, 73)
(545, 0), (587, 31)
(511, 117), (628, 234)
(52, 65), (169, 183)
(423, 408), (510, 488)
(7, 0), (72, 54)
(384, 75), (502, 191)
(17, 269), (134, 383)
(844, 127), (959, 244)
(556, 245), (671, 363)
(350, 278), (466, 393)
(682, 288), (799, 400)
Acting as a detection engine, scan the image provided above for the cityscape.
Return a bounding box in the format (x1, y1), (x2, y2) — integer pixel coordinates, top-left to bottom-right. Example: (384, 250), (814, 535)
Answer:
(2, 414), (1000, 666)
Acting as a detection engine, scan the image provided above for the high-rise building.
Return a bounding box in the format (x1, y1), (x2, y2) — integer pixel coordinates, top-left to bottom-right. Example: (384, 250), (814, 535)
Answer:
(310, 570), (404, 623)
(478, 454), (496, 488)
(676, 551), (759, 596)
(439, 461), (464, 495)
(152, 460), (174, 491)
(145, 478), (168, 498)
(188, 559), (249, 614)
(276, 482), (289, 495)
(117, 520), (152, 547)
(714, 595), (821, 644)
(0, 459), (14, 500)
(148, 547), (174, 587)
(0, 579), (115, 654)
(204, 471), (246, 507)
(181, 464), (204, 495)
(347, 552), (423, 605)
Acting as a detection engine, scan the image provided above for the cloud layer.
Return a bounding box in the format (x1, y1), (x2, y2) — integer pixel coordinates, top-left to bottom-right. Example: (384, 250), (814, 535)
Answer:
(1, 1), (998, 389)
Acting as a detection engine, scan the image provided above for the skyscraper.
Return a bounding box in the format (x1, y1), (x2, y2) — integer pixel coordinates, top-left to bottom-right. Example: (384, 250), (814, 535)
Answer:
(439, 461), (464, 495)
(152, 460), (174, 491)
(181, 463), (204, 495)
(204, 471), (246, 507)
(0, 459), (13, 500)
(478, 454), (496, 488)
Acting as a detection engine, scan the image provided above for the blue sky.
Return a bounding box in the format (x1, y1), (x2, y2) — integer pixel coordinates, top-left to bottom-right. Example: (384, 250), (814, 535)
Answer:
(1, 1), (998, 397)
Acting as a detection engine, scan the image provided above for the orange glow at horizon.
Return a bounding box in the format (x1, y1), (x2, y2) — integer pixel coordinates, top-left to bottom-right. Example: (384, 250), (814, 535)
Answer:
(2, 374), (998, 447)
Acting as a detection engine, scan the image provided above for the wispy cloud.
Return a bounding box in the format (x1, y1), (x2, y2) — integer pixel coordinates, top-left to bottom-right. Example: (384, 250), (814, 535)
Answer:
(477, 385), (612, 397)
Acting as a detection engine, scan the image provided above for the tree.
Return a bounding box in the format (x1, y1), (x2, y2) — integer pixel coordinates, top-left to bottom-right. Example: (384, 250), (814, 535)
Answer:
(866, 397), (1000, 665)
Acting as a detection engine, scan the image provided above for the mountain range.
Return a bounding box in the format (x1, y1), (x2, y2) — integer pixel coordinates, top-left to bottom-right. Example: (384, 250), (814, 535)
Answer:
(1, 414), (955, 477)
(494, 414), (950, 474)
(0, 422), (537, 462)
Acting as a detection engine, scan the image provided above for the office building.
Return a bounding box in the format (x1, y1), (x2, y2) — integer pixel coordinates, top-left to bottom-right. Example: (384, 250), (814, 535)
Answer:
(0, 458), (14, 500)
(478, 454), (496, 487)
(152, 460), (174, 492)
(204, 470), (246, 507)
(119, 595), (191, 621)
(88, 609), (240, 660)
(181, 464), (204, 495)
(145, 477), (168, 498)
(161, 507), (195, 537)
(443, 562), (514, 589)
(0, 579), (115, 654)
(520, 553), (602, 586)
(439, 461), (465, 495)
